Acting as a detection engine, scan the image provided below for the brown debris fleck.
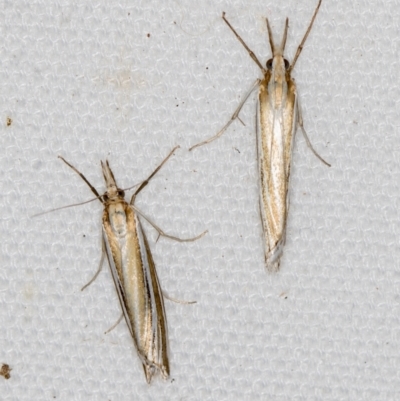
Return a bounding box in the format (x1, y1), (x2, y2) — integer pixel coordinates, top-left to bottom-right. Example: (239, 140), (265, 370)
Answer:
(0, 364), (11, 380)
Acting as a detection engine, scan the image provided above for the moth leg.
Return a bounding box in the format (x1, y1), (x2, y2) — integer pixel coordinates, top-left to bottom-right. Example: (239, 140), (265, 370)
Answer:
(104, 313), (124, 334)
(297, 100), (331, 167)
(133, 205), (207, 243)
(189, 79), (261, 151)
(81, 241), (106, 291)
(162, 291), (196, 305)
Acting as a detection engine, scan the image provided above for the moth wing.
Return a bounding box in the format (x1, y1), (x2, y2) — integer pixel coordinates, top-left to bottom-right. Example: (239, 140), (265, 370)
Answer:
(134, 215), (169, 382)
(102, 210), (169, 383)
(257, 80), (297, 271)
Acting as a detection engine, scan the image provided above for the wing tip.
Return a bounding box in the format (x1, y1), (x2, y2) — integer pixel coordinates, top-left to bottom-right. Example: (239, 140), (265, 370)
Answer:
(143, 362), (170, 384)
(266, 259), (281, 273)
(265, 241), (285, 272)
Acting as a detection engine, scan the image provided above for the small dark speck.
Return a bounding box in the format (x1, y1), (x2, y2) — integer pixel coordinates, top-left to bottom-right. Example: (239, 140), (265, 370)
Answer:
(83, 234), (86, 238)
(233, 147), (240, 154)
(0, 364), (11, 380)
(176, 104), (179, 107)
(171, 378), (175, 383)
(174, 21), (176, 24)
(128, 12), (130, 16)
(206, 67), (208, 69)
(6, 117), (12, 126)
(285, 296), (288, 299)
(147, 33), (150, 38)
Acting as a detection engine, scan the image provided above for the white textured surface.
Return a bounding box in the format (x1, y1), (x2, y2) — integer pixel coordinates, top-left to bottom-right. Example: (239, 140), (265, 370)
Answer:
(1, 0), (400, 399)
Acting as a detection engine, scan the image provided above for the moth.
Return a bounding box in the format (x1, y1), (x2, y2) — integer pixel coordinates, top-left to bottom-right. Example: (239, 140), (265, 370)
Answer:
(190, 0), (329, 271)
(42, 147), (206, 383)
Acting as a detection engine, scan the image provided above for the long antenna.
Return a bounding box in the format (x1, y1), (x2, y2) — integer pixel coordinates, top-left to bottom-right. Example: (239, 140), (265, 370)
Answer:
(58, 156), (101, 199)
(32, 196), (99, 218)
(222, 12), (266, 72)
(131, 146), (180, 201)
(289, 0), (322, 73)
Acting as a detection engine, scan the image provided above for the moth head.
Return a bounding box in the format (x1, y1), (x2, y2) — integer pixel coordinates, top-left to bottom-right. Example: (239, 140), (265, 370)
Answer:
(266, 58), (290, 71)
(101, 160), (121, 199)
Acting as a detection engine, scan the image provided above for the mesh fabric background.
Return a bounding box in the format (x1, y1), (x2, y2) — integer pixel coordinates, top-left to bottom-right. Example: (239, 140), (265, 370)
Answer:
(1, 0), (400, 400)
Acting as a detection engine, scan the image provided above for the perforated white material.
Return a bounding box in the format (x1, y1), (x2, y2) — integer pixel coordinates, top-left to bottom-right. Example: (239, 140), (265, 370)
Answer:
(1, 0), (400, 399)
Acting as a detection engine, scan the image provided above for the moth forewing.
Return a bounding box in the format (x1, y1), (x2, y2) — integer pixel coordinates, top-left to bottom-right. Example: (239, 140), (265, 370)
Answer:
(258, 53), (298, 271)
(102, 206), (169, 382)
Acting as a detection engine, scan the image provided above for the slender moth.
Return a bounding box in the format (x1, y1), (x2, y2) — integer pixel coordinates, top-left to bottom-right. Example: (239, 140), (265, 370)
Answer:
(190, 0), (330, 271)
(40, 147), (206, 383)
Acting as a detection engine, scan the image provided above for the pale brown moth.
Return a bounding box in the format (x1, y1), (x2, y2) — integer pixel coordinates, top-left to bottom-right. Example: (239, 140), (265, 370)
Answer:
(39, 147), (206, 383)
(190, 0), (329, 271)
